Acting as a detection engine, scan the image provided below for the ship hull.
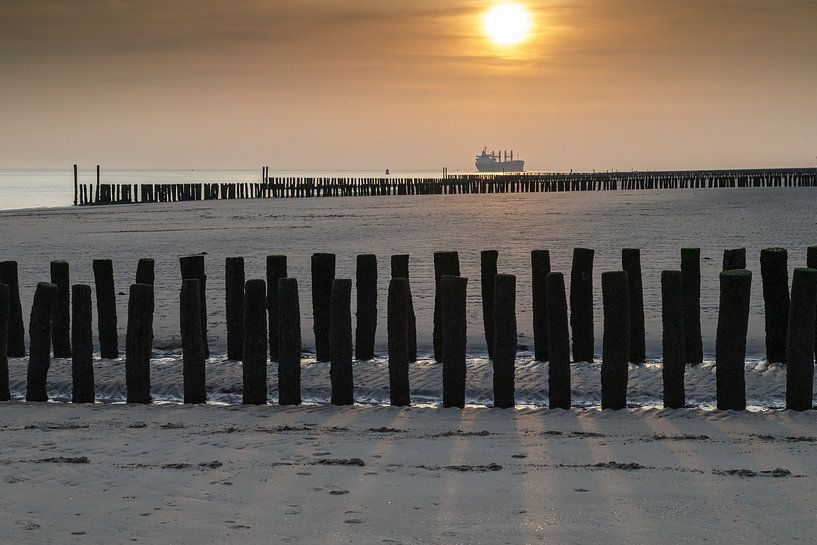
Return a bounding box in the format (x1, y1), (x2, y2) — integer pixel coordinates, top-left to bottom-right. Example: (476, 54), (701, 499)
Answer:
(476, 160), (525, 173)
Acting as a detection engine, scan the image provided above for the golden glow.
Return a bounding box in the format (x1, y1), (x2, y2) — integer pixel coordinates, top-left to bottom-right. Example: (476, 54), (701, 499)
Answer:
(482, 3), (533, 46)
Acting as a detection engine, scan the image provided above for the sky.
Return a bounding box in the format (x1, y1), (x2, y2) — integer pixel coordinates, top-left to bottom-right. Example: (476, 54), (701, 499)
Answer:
(1, 0), (816, 172)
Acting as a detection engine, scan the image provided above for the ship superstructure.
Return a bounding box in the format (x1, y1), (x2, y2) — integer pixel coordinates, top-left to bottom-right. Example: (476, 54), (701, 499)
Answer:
(475, 148), (525, 172)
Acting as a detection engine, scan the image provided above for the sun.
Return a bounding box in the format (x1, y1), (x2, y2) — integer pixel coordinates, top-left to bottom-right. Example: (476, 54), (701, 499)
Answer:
(482, 3), (533, 46)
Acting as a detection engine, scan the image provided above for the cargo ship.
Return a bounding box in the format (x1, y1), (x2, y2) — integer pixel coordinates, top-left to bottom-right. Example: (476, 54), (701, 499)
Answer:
(475, 148), (524, 173)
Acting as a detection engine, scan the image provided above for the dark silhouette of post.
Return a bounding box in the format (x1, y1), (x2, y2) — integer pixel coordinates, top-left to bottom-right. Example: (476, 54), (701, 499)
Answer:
(181, 279), (206, 403)
(50, 260), (71, 357)
(225, 257), (245, 361)
(661, 271), (686, 408)
(760, 248), (789, 363)
(179, 255), (208, 357)
(330, 279), (354, 405)
(27, 282), (57, 402)
(715, 270), (751, 411)
(531, 250), (551, 362)
(355, 254), (377, 361)
(441, 275), (467, 408)
(601, 271), (630, 410)
(311, 253), (335, 362)
(570, 248), (595, 363)
(622, 249), (645, 364)
(723, 248), (746, 270)
(388, 278), (411, 406)
(92, 259), (119, 359)
(809, 246), (817, 359)
(73, 164), (78, 206)
(266, 255), (287, 361)
(681, 248), (703, 364)
(278, 278), (302, 405)
(390, 254), (417, 362)
(0, 284), (10, 401)
(0, 262), (25, 357)
(135, 258), (155, 285)
(433, 251), (460, 361)
(480, 250), (498, 358)
(546, 273), (570, 409)
(71, 284), (94, 403)
(786, 268), (817, 410)
(125, 283), (154, 404)
(493, 274), (516, 409)
(242, 279), (267, 405)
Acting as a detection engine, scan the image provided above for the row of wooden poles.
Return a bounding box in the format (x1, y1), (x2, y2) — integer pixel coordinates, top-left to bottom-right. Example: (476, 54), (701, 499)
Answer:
(73, 166), (817, 206)
(1, 246), (816, 410)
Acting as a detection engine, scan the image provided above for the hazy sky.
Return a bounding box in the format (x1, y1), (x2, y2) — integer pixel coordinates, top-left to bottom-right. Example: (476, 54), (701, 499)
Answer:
(1, 0), (816, 171)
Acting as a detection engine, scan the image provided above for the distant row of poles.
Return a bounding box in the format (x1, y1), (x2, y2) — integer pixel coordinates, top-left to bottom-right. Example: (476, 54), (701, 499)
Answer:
(2, 246), (817, 410)
(72, 165), (817, 206)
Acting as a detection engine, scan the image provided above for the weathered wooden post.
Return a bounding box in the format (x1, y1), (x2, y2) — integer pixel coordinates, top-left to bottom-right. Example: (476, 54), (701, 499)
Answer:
(785, 268), (817, 410)
(570, 248), (595, 362)
(433, 251), (460, 361)
(311, 253), (336, 362)
(531, 250), (551, 362)
(809, 246), (817, 358)
(242, 279), (267, 405)
(723, 248), (746, 270)
(390, 254), (417, 361)
(135, 258), (155, 285)
(601, 271), (630, 410)
(388, 278), (411, 406)
(330, 279), (354, 405)
(480, 250), (498, 358)
(661, 271), (686, 408)
(266, 255), (287, 361)
(681, 248), (703, 364)
(760, 248), (789, 363)
(225, 257), (245, 361)
(179, 255), (208, 357)
(71, 284), (94, 403)
(441, 275), (467, 408)
(715, 270), (751, 411)
(50, 260), (71, 357)
(125, 284), (154, 404)
(622, 249), (645, 364)
(0, 284), (9, 401)
(355, 254), (377, 361)
(181, 279), (206, 403)
(278, 278), (301, 405)
(92, 259), (119, 359)
(27, 282), (57, 401)
(493, 274), (516, 409)
(0, 262), (24, 357)
(545, 273), (570, 409)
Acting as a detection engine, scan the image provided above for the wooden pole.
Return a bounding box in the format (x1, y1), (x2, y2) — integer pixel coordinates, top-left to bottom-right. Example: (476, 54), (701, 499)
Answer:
(480, 250), (498, 358)
(92, 259), (119, 359)
(723, 248), (746, 270)
(601, 271), (630, 410)
(661, 271), (686, 409)
(388, 278), (411, 406)
(681, 248), (703, 364)
(622, 249), (645, 364)
(433, 251), (460, 361)
(390, 254), (416, 362)
(330, 279), (354, 405)
(545, 273), (570, 409)
(760, 248), (789, 363)
(0, 284), (9, 401)
(49, 260), (71, 357)
(278, 278), (302, 405)
(225, 257), (245, 361)
(73, 164), (78, 206)
(96, 165), (100, 204)
(179, 255), (208, 357)
(785, 268), (817, 410)
(355, 254), (377, 361)
(266, 255), (287, 361)
(26, 282), (57, 402)
(493, 274), (516, 409)
(311, 253), (336, 362)
(0, 261), (25, 357)
(181, 279), (206, 403)
(531, 250), (551, 362)
(71, 284), (94, 403)
(570, 248), (595, 363)
(125, 284), (154, 404)
(242, 279), (268, 405)
(441, 275), (467, 408)
(135, 258), (155, 285)
(809, 246), (817, 359)
(715, 270), (751, 411)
